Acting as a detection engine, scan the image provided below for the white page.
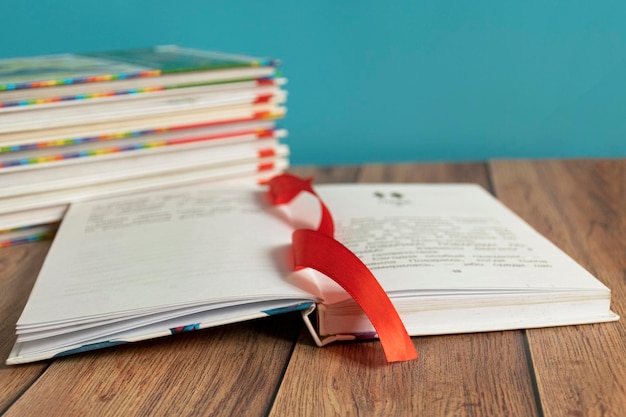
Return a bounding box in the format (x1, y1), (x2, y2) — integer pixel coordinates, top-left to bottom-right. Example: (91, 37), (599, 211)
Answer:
(0, 86), (286, 133)
(0, 103), (285, 147)
(0, 155), (289, 217)
(0, 100), (286, 146)
(309, 183), (609, 304)
(11, 299), (307, 363)
(16, 184), (316, 327)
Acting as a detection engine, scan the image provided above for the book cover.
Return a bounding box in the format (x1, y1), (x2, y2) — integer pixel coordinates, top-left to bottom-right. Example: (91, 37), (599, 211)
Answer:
(0, 45), (277, 91)
(0, 46), (280, 111)
(0, 223), (57, 247)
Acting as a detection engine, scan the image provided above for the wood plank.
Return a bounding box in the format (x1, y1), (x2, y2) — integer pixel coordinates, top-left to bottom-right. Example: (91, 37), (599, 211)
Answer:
(5, 313), (303, 417)
(490, 159), (626, 417)
(356, 162), (492, 187)
(0, 241), (51, 414)
(288, 164), (361, 184)
(269, 162), (540, 417)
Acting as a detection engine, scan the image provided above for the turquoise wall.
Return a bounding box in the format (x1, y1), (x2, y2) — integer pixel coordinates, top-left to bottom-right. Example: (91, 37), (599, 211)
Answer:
(2, 1), (625, 165)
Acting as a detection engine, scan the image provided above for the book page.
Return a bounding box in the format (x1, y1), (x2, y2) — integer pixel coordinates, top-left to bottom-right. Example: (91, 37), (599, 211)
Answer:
(17, 184), (314, 327)
(311, 184), (609, 304)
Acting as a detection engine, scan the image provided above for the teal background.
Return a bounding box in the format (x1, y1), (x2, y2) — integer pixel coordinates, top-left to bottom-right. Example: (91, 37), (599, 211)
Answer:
(2, 1), (625, 165)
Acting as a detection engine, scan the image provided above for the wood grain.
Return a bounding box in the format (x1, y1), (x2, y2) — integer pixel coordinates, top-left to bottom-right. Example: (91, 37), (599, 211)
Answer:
(3, 160), (624, 416)
(288, 165), (361, 184)
(356, 162), (491, 186)
(271, 330), (539, 417)
(268, 162), (540, 417)
(4, 312), (303, 417)
(0, 241), (51, 414)
(490, 159), (626, 417)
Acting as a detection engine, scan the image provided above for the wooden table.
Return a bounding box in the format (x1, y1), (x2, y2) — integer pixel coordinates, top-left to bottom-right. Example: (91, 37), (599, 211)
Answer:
(1, 159), (625, 417)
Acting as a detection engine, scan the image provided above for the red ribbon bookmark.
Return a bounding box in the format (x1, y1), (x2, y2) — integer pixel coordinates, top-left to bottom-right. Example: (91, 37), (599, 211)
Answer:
(268, 174), (418, 362)
(267, 174), (335, 237)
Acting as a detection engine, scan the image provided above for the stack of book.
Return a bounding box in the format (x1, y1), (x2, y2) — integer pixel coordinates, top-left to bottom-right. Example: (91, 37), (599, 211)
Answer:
(0, 45), (289, 247)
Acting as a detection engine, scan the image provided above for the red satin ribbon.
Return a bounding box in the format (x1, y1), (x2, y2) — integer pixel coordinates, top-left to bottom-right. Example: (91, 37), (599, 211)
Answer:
(268, 174), (418, 362)
(267, 174), (334, 237)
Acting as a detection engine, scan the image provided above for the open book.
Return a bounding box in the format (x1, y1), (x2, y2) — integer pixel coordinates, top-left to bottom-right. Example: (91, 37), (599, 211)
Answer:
(7, 176), (618, 364)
